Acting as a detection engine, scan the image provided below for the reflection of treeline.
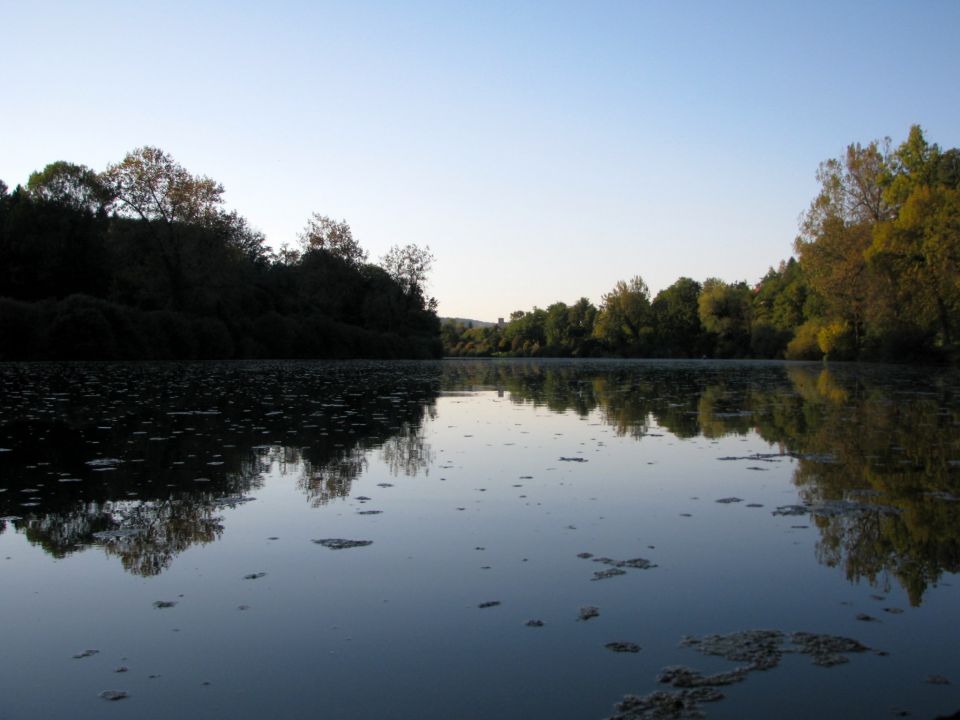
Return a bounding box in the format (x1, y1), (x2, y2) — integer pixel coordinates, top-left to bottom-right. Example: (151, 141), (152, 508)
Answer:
(445, 125), (960, 363)
(445, 360), (960, 603)
(442, 359), (777, 439)
(753, 366), (960, 606)
(0, 362), (442, 574)
(0, 148), (440, 360)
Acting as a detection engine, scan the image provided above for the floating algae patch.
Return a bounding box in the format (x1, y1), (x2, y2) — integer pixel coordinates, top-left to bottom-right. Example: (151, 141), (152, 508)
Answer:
(789, 631), (870, 666)
(608, 629), (872, 719)
(583, 554), (658, 580)
(593, 568), (628, 581)
(593, 557), (658, 570)
(607, 687), (724, 720)
(578, 606), (600, 621)
(98, 690), (129, 701)
(680, 629), (785, 670)
(681, 629), (871, 669)
(312, 539), (373, 549)
(606, 642), (642, 653)
(657, 665), (750, 688)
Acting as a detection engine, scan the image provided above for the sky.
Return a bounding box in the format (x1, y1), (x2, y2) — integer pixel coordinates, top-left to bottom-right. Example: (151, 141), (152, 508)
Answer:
(2, 1), (958, 321)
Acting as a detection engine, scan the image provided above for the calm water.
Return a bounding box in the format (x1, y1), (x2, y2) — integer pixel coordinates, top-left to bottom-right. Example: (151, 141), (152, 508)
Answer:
(1, 359), (959, 719)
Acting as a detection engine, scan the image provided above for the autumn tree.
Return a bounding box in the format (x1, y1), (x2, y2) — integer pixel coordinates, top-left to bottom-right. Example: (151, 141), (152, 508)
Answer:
(794, 139), (895, 353)
(103, 147), (226, 309)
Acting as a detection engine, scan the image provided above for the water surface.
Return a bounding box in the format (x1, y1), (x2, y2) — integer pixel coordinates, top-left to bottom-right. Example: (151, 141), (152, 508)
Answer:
(1, 359), (959, 719)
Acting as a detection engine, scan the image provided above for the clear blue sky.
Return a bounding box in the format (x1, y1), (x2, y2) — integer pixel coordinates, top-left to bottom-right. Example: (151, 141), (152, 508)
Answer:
(2, 1), (958, 320)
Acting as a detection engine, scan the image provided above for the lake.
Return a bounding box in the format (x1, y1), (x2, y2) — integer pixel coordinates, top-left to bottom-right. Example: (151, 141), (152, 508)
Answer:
(1, 359), (959, 719)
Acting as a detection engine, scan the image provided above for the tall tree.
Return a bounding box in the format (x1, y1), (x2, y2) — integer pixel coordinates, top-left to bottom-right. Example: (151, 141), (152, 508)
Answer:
(869, 126), (960, 348)
(103, 147), (225, 310)
(652, 277), (703, 357)
(298, 214), (367, 266)
(794, 140), (893, 351)
(594, 276), (653, 355)
(698, 278), (752, 357)
(379, 243), (436, 310)
(27, 161), (112, 215)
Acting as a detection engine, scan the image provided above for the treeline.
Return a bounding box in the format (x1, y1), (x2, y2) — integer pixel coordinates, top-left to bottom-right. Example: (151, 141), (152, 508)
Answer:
(0, 148), (441, 360)
(445, 125), (960, 362)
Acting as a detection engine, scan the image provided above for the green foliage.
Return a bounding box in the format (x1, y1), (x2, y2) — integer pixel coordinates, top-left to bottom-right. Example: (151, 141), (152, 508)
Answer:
(594, 276), (653, 356)
(27, 161), (112, 215)
(698, 278), (752, 357)
(651, 277), (706, 357)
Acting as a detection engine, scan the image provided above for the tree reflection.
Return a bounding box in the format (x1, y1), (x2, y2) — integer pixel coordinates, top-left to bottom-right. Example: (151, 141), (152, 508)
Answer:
(3, 360), (959, 599)
(445, 360), (960, 604)
(0, 361), (441, 576)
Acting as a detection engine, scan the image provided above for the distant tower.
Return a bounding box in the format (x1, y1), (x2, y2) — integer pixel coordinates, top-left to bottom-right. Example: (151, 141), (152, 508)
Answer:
(497, 317), (504, 329)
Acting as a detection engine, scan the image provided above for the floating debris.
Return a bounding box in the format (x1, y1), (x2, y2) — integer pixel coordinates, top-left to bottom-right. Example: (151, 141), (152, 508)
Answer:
(153, 600), (178, 609)
(681, 629), (785, 671)
(590, 556), (658, 570)
(657, 665), (748, 688)
(98, 690), (129, 701)
(559, 457), (587, 462)
(772, 505), (808, 517)
(926, 674), (951, 685)
(607, 687), (723, 720)
(716, 453), (782, 462)
(790, 631), (870, 666)
(73, 649), (99, 659)
(312, 539), (373, 550)
(114, 666), (128, 673)
(577, 552), (594, 559)
(85, 458), (122, 468)
(610, 628), (873, 717)
(209, 496), (256, 508)
(377, 483), (394, 488)
(813, 500), (901, 518)
(578, 606), (600, 621)
(478, 601), (501, 609)
(593, 568), (628, 581)
(682, 629), (870, 670)
(243, 572), (267, 580)
(715, 497), (743, 504)
(606, 642), (641, 653)
(855, 613), (880, 623)
(356, 510), (383, 515)
(525, 619), (545, 627)
(92, 528), (145, 541)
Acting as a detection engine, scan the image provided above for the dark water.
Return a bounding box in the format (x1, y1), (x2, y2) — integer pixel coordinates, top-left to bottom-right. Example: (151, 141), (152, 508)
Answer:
(1, 359), (959, 719)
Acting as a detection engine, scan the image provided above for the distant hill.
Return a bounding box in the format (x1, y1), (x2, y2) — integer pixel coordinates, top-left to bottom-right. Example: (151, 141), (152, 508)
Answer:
(441, 317), (497, 328)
